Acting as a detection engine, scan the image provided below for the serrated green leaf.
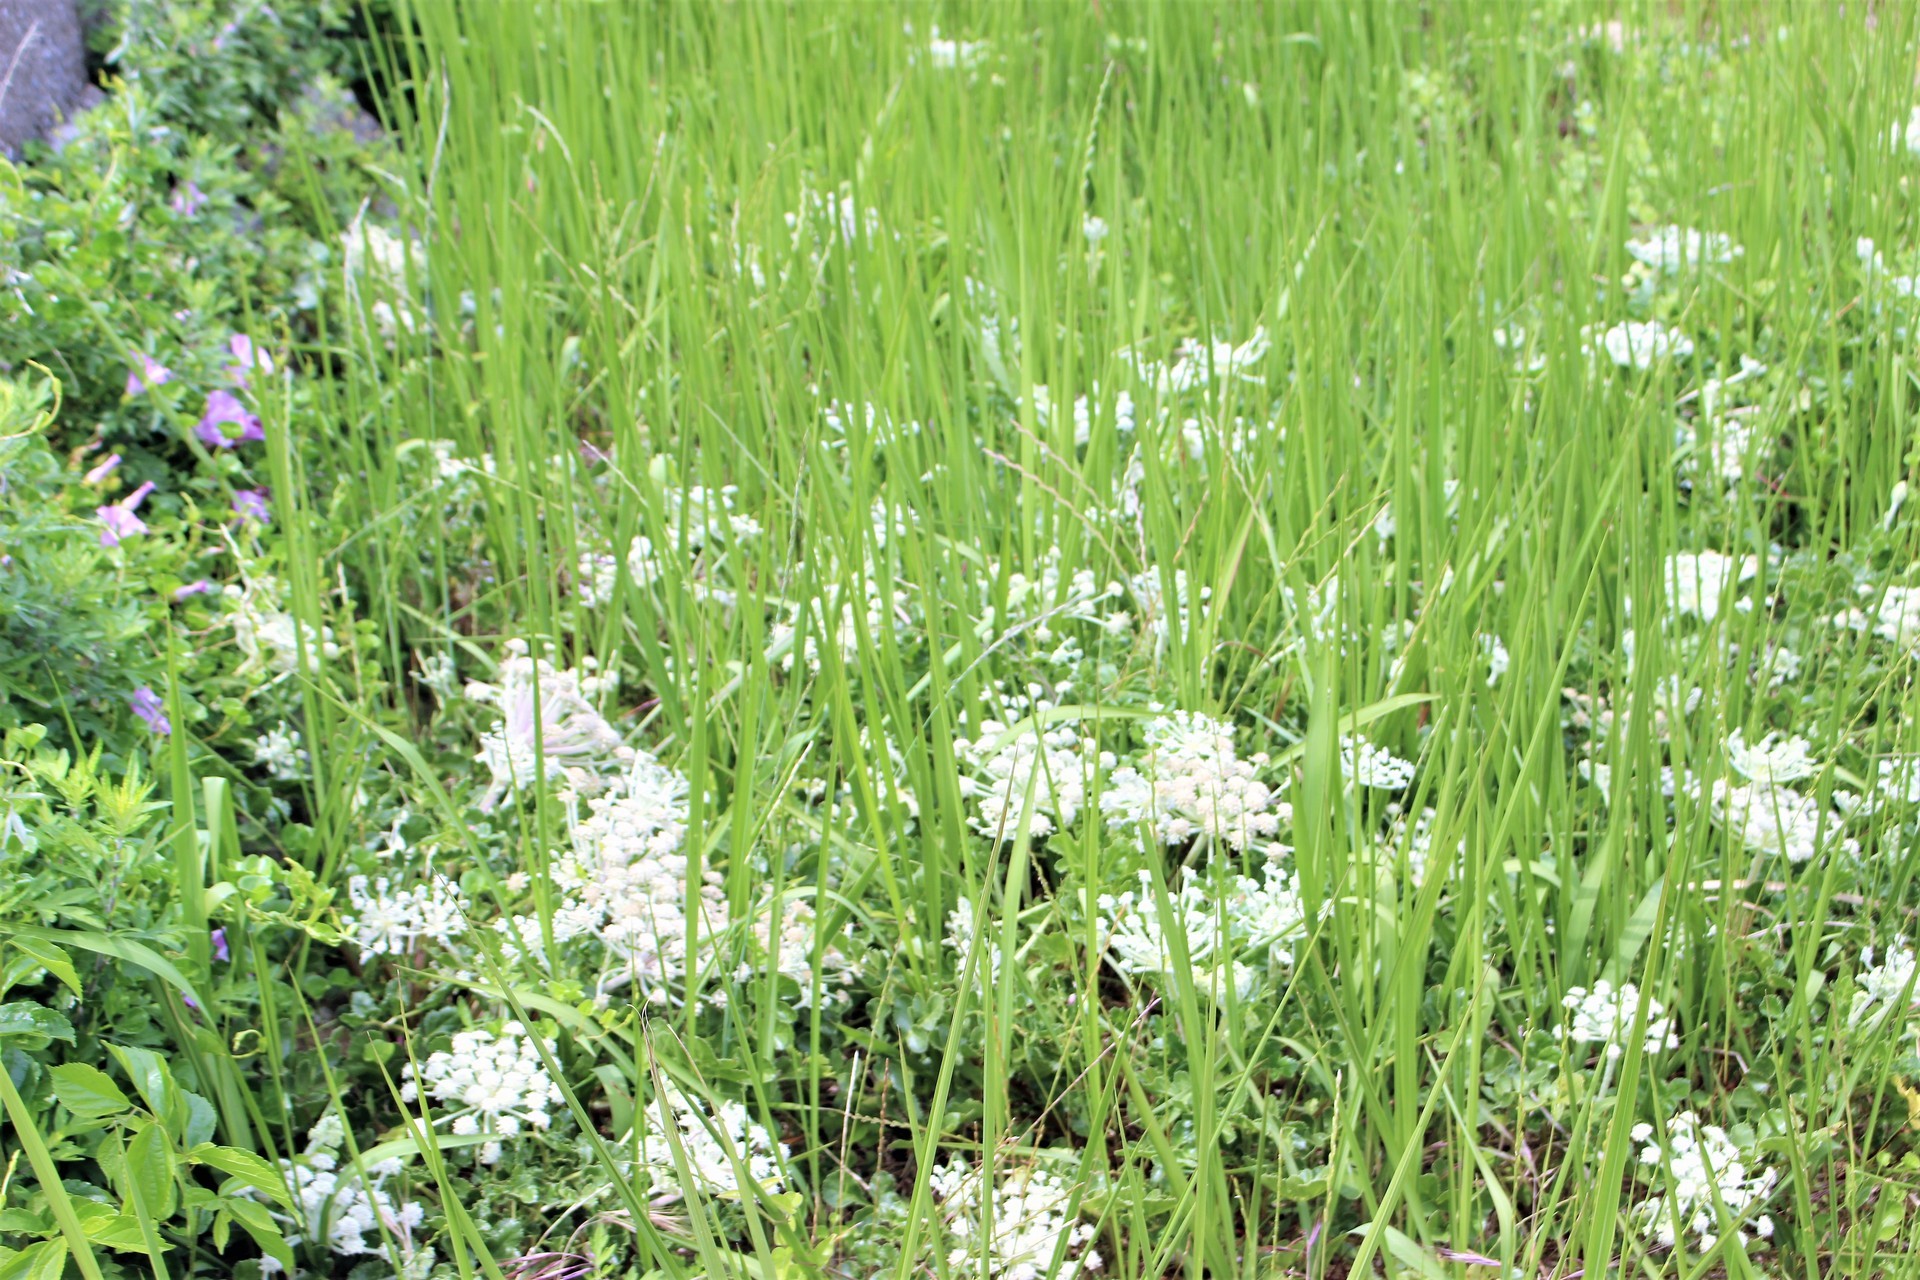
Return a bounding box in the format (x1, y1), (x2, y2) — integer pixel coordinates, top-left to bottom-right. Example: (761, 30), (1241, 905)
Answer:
(48, 1065), (130, 1119)
(105, 1045), (180, 1132)
(123, 1123), (177, 1223)
(0, 1003), (74, 1047)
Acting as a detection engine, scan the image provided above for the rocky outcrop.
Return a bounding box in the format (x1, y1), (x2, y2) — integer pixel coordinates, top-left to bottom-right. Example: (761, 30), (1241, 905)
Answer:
(0, 0), (90, 159)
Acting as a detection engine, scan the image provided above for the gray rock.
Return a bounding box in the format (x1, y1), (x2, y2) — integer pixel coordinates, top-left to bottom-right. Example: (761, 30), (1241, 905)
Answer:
(0, 0), (90, 159)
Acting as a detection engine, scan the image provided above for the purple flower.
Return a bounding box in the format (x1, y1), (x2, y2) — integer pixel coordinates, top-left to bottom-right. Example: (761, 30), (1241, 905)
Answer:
(83, 453), (123, 486)
(125, 353), (173, 396)
(97, 481), (155, 547)
(232, 488), (271, 523)
(195, 390), (263, 448)
(170, 181), (206, 218)
(172, 580), (215, 601)
(211, 928), (230, 963)
(130, 687), (170, 735)
(225, 334), (273, 387)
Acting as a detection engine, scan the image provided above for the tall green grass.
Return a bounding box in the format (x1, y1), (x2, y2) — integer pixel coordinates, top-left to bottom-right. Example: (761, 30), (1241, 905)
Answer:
(266, 2), (1920, 1274)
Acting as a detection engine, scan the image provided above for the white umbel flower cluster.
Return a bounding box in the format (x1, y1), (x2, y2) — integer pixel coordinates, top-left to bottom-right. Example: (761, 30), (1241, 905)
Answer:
(401, 1022), (563, 1165)
(1625, 226), (1742, 273)
(1850, 940), (1919, 1028)
(1834, 583), (1920, 650)
(930, 1155), (1101, 1280)
(253, 722), (307, 780)
(634, 1080), (787, 1201)
(1338, 734), (1416, 791)
(466, 642), (630, 810)
(1098, 712), (1290, 856)
(343, 872), (469, 964)
(1559, 980), (1679, 1060)
(956, 717), (1097, 841)
(1631, 1110), (1777, 1251)
(503, 751), (725, 998)
(1665, 550), (1757, 622)
(1595, 321), (1694, 369)
(1097, 860), (1308, 997)
(1726, 729), (1819, 785)
(265, 1113), (430, 1276)
(1706, 779), (1857, 863)
(1125, 327), (1270, 395)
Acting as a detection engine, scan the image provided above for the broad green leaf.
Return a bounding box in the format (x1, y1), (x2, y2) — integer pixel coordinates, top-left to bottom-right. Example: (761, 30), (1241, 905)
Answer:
(182, 1090), (218, 1148)
(221, 1196), (294, 1274)
(0, 1003), (73, 1048)
(8, 941), (79, 998)
(5, 928), (204, 1011)
(79, 1216), (154, 1254)
(0, 1242), (65, 1280)
(123, 1122), (178, 1223)
(48, 1064), (130, 1119)
(192, 1144), (292, 1208)
(106, 1045), (181, 1133)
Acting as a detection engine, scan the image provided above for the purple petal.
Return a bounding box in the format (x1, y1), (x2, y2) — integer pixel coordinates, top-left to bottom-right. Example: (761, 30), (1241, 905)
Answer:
(125, 353), (173, 396)
(225, 334), (273, 387)
(83, 453), (123, 485)
(130, 687), (171, 735)
(170, 181), (206, 218)
(231, 488), (271, 523)
(172, 580), (215, 602)
(96, 482), (156, 546)
(196, 390), (263, 448)
(211, 928), (230, 963)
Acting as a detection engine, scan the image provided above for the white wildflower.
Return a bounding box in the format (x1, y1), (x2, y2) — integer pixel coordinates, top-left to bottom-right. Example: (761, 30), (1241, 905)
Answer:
(633, 1080), (786, 1201)
(924, 25), (987, 69)
(1836, 584), (1920, 649)
(1664, 550), (1757, 622)
(1631, 1111), (1777, 1251)
(956, 717), (1095, 841)
(1098, 860), (1307, 994)
(1479, 633), (1510, 686)
(1126, 328), (1270, 395)
(931, 1155), (1100, 1280)
(266, 1113), (431, 1271)
(1097, 711), (1290, 855)
(1625, 226), (1742, 273)
(343, 873), (468, 963)
(1725, 729), (1818, 785)
(1596, 321), (1694, 369)
(1850, 940), (1920, 1027)
(1892, 105), (1920, 157)
(504, 751), (728, 1001)
(1707, 779), (1857, 863)
(401, 1022), (563, 1148)
(466, 642), (631, 810)
(1559, 980), (1678, 1059)
(253, 722), (308, 781)
(1339, 734), (1416, 790)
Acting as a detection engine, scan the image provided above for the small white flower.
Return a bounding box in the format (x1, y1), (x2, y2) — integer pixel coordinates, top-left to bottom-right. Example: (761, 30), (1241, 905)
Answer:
(1725, 729), (1818, 785)
(631, 1080), (787, 1201)
(1559, 980), (1678, 1059)
(1892, 105), (1920, 158)
(1595, 321), (1694, 369)
(1632, 1110), (1777, 1251)
(1664, 550), (1757, 622)
(932, 1154), (1099, 1280)
(1339, 735), (1416, 790)
(1850, 940), (1920, 1028)
(1625, 226), (1741, 273)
